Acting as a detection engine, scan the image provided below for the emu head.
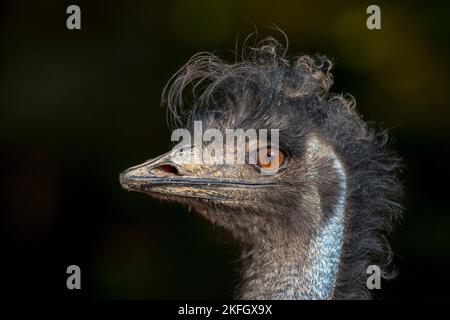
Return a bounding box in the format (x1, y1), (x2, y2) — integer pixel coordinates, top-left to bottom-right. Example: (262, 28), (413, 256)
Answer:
(119, 38), (402, 299)
(120, 44), (337, 240)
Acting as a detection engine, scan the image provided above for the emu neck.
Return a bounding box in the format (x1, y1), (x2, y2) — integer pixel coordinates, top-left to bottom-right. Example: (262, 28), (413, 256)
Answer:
(239, 214), (345, 300)
(239, 142), (347, 300)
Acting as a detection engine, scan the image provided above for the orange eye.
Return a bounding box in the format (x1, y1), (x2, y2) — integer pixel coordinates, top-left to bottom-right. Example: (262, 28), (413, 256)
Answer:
(257, 147), (286, 170)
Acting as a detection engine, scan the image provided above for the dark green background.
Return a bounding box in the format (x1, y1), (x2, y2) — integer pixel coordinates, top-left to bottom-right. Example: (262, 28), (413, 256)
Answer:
(1, 0), (449, 299)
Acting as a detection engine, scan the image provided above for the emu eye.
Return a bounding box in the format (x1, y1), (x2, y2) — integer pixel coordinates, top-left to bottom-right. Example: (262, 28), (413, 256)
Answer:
(257, 147), (286, 170)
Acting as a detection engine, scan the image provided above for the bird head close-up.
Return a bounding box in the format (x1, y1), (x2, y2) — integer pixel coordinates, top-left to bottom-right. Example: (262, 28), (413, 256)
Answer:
(119, 38), (403, 300)
(3, 1), (449, 306)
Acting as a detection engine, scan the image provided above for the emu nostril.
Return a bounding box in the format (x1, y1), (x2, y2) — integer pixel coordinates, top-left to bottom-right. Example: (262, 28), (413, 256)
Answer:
(154, 164), (180, 175)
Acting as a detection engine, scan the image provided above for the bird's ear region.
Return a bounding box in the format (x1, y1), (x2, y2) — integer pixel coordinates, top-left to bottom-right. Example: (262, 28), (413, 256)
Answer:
(305, 135), (332, 160)
(304, 135), (344, 172)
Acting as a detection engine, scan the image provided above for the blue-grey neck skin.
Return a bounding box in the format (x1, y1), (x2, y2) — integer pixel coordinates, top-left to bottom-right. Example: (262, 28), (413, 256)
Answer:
(298, 160), (346, 299)
(239, 139), (347, 300)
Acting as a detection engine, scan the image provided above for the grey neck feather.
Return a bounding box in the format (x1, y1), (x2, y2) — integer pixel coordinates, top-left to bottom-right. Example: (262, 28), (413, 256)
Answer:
(239, 139), (347, 300)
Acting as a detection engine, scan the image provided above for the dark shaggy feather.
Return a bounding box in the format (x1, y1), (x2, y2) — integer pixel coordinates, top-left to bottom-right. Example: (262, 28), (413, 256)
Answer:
(161, 36), (404, 299)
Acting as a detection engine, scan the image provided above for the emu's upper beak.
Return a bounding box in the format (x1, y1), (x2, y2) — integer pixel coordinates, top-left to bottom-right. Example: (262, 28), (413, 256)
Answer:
(119, 150), (179, 192)
(119, 148), (276, 201)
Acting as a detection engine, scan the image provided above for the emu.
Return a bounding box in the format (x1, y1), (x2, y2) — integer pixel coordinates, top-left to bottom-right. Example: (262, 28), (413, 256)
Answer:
(119, 37), (403, 300)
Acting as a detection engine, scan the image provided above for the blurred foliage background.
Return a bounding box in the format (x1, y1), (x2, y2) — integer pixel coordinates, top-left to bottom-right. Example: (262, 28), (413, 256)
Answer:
(1, 0), (449, 299)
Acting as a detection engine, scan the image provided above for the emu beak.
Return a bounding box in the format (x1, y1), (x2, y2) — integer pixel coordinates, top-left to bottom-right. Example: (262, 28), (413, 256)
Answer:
(119, 147), (277, 201)
(119, 148), (235, 201)
(119, 150), (188, 194)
